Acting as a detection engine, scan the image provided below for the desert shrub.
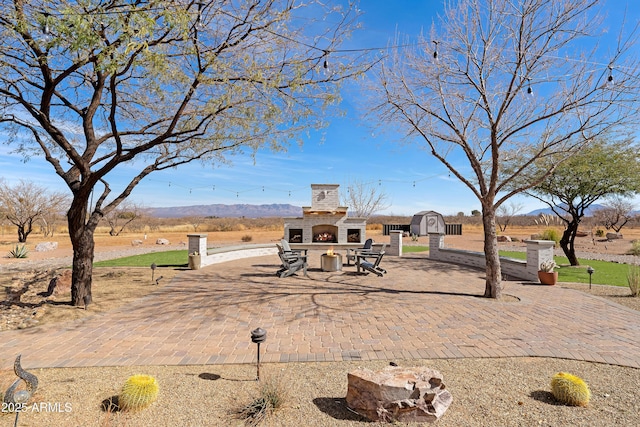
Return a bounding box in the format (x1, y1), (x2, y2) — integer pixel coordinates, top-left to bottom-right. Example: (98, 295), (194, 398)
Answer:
(241, 234), (253, 242)
(595, 228), (605, 237)
(627, 240), (640, 256)
(540, 228), (560, 246)
(7, 244), (29, 258)
(233, 375), (287, 426)
(628, 263), (640, 297)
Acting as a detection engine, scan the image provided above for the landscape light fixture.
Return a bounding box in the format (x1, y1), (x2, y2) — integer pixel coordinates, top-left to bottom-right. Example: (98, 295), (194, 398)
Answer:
(251, 327), (267, 381)
(587, 266), (594, 289)
(12, 390), (31, 427)
(151, 263), (157, 282)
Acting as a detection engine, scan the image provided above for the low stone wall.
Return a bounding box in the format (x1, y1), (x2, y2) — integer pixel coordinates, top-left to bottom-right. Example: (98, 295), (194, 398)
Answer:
(428, 233), (555, 282)
(187, 234), (278, 269)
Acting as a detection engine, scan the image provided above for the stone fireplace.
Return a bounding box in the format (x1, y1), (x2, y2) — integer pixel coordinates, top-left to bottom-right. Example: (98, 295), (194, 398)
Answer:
(284, 184), (366, 244)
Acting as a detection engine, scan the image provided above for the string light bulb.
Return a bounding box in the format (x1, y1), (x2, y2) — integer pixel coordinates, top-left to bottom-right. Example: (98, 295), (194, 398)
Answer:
(608, 65), (613, 83)
(42, 12), (51, 35)
(322, 50), (329, 70)
(527, 77), (533, 95)
(432, 41), (438, 60)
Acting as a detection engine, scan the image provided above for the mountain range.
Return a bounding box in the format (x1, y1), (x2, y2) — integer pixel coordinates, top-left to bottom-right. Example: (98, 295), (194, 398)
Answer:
(145, 202), (636, 218)
(525, 204), (606, 216)
(146, 203), (303, 218)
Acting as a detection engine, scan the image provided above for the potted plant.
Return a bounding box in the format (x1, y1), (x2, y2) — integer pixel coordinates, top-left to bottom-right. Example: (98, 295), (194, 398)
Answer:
(538, 260), (558, 285)
(188, 251), (201, 270)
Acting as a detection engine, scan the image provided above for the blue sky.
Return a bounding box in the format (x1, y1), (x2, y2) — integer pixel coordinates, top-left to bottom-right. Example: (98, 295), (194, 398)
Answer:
(1, 0), (639, 216)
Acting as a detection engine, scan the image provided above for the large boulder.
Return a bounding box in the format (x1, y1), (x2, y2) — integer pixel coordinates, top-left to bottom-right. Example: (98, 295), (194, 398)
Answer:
(346, 366), (452, 423)
(156, 238), (170, 245)
(35, 242), (58, 252)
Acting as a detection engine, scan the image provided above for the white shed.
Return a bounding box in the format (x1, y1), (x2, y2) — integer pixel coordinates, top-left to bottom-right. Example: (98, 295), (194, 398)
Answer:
(410, 211), (446, 236)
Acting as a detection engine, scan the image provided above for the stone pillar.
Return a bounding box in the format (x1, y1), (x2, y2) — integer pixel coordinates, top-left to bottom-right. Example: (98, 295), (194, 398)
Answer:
(525, 240), (555, 281)
(428, 233), (445, 260)
(388, 230), (403, 256)
(188, 234), (208, 257)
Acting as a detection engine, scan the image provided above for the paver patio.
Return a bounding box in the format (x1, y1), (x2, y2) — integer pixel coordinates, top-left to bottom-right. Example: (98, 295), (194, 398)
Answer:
(1, 252), (638, 370)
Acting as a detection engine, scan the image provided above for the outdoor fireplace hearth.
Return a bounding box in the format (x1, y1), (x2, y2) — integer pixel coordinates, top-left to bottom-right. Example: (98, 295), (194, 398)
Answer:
(314, 232), (335, 242)
(284, 184), (367, 245)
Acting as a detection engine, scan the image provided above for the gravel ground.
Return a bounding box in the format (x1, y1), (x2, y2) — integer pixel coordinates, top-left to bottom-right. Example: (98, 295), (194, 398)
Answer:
(2, 358), (638, 427)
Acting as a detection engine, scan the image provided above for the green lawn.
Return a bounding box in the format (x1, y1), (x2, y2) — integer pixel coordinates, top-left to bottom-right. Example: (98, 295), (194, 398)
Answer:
(93, 246), (630, 287)
(95, 247), (429, 267)
(94, 250), (189, 268)
(403, 245), (429, 253)
(499, 250), (631, 287)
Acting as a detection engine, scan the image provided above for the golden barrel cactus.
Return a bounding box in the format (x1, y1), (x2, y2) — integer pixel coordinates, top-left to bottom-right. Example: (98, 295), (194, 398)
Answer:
(550, 372), (590, 407)
(119, 374), (159, 411)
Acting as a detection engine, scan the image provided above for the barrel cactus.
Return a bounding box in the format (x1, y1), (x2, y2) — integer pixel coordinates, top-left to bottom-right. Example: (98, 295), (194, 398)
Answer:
(119, 374), (159, 411)
(550, 372), (590, 407)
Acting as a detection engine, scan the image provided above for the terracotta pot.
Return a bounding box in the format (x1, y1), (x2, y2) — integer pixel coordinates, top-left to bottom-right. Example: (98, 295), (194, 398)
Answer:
(538, 271), (558, 285)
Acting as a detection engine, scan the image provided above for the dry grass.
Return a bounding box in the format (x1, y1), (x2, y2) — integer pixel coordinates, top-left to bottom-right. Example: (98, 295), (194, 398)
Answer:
(1, 268), (179, 331)
(233, 374), (289, 426)
(628, 263), (640, 297)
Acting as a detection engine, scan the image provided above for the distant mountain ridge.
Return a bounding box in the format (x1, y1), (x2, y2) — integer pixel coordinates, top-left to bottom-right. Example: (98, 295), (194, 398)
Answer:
(526, 204), (606, 216)
(146, 203), (302, 218)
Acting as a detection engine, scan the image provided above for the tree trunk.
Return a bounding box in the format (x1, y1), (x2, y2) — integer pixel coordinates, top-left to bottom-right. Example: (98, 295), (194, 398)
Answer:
(67, 196), (98, 306)
(560, 220), (580, 266)
(482, 207), (502, 299)
(17, 225), (26, 242)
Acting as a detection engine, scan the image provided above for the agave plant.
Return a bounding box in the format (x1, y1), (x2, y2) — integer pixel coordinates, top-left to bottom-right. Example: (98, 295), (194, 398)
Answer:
(8, 244), (29, 258)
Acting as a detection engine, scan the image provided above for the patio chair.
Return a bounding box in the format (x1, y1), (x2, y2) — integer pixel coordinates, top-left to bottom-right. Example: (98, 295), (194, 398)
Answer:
(276, 244), (308, 278)
(281, 239), (308, 257)
(356, 243), (387, 277)
(346, 238), (373, 266)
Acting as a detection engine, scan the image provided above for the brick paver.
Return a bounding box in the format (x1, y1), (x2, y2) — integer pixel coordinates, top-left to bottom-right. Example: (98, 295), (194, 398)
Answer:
(1, 252), (639, 370)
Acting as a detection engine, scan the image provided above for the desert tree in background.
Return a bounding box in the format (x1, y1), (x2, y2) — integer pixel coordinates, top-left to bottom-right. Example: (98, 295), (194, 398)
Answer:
(341, 179), (390, 218)
(528, 140), (640, 265)
(496, 201), (523, 233)
(369, 0), (640, 298)
(103, 201), (144, 236)
(0, 0), (369, 305)
(0, 179), (69, 242)
(592, 195), (637, 233)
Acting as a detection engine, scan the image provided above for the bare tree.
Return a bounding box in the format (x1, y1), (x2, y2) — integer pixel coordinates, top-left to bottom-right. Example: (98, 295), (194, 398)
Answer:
(0, 179), (69, 242)
(189, 216), (205, 232)
(341, 180), (390, 218)
(496, 202), (523, 233)
(592, 195), (637, 233)
(39, 210), (65, 237)
(370, 0), (640, 298)
(104, 202), (143, 236)
(0, 1), (369, 305)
